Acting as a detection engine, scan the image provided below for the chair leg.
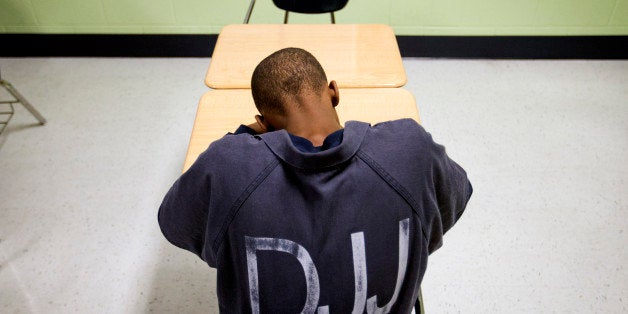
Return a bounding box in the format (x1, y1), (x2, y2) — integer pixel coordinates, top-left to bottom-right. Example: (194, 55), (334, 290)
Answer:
(284, 11), (289, 24)
(0, 79), (46, 125)
(418, 288), (425, 314)
(244, 0), (256, 23)
(331, 12), (336, 24)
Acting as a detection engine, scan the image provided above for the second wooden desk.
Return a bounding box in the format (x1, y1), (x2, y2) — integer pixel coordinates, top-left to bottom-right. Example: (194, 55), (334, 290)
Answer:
(206, 24), (406, 89)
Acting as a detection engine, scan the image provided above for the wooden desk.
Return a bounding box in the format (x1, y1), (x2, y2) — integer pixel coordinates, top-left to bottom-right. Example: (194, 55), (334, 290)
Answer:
(205, 24), (406, 89)
(183, 88), (419, 171)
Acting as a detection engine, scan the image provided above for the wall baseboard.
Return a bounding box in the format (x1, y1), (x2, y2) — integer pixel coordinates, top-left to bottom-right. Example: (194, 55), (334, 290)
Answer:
(396, 36), (628, 59)
(0, 34), (217, 58)
(1, 34), (626, 59)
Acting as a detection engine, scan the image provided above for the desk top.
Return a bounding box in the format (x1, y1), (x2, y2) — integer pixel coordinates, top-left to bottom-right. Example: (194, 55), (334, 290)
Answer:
(183, 88), (419, 172)
(205, 24), (406, 89)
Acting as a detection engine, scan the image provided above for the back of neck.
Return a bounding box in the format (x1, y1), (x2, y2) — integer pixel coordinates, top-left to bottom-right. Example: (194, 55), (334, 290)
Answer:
(284, 111), (341, 146)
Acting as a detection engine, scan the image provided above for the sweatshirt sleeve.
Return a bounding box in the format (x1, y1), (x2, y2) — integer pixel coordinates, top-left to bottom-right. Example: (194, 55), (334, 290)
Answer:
(158, 153), (212, 262)
(426, 138), (473, 254)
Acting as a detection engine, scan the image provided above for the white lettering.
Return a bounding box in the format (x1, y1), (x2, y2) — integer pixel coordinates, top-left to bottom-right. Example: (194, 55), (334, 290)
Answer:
(245, 236), (321, 313)
(366, 219), (410, 314)
(245, 218), (410, 313)
(351, 232), (367, 313)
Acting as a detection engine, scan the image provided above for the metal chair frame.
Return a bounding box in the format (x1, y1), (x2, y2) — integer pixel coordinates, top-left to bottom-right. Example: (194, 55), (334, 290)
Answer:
(0, 69), (46, 135)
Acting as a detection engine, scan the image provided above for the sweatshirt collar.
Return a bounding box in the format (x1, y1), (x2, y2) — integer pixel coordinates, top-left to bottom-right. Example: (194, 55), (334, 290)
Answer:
(260, 121), (369, 170)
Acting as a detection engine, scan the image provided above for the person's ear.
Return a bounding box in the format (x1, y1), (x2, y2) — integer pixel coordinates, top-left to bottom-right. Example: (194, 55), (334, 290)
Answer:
(329, 80), (340, 107)
(254, 114), (269, 133)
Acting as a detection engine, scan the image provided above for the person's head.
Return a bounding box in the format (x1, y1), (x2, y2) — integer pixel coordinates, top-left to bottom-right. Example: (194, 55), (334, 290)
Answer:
(251, 48), (339, 131)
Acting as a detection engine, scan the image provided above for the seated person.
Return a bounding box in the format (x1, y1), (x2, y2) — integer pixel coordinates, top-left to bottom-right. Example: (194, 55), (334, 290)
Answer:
(159, 47), (472, 313)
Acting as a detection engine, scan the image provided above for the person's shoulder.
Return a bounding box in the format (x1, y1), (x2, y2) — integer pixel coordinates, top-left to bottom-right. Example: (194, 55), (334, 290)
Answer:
(367, 118), (428, 142)
(197, 133), (270, 165)
(372, 118), (422, 131)
(209, 133), (263, 150)
(357, 118), (440, 162)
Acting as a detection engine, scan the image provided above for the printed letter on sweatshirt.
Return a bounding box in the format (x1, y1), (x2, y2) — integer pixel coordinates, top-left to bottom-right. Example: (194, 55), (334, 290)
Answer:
(245, 236), (322, 313)
(366, 218), (410, 314)
(351, 232), (368, 313)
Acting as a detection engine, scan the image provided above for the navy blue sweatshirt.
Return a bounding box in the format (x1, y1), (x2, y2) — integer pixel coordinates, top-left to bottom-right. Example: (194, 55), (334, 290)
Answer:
(159, 119), (472, 313)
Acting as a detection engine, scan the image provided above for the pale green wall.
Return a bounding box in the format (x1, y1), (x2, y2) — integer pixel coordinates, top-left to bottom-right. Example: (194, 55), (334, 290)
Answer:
(1, 0), (627, 35)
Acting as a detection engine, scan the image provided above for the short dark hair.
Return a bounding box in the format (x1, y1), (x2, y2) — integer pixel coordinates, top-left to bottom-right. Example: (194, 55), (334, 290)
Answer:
(251, 48), (328, 115)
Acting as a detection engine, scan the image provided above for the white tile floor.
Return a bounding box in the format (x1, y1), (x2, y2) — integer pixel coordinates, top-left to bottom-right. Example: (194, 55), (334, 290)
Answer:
(0, 58), (626, 313)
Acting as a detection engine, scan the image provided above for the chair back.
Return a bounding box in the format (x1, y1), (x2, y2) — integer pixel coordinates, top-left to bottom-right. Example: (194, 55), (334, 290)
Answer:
(272, 0), (349, 14)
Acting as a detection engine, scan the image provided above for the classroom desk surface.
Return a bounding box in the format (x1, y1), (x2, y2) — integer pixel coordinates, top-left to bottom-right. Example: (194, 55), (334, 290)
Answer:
(183, 88), (419, 172)
(205, 24), (406, 89)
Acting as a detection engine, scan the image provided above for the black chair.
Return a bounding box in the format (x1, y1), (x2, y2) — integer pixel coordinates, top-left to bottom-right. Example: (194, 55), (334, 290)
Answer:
(244, 0), (350, 24)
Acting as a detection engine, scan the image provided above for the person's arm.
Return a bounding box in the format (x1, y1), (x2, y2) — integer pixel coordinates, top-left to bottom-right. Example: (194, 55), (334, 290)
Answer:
(427, 140), (473, 254)
(159, 118), (267, 262)
(158, 152), (213, 261)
